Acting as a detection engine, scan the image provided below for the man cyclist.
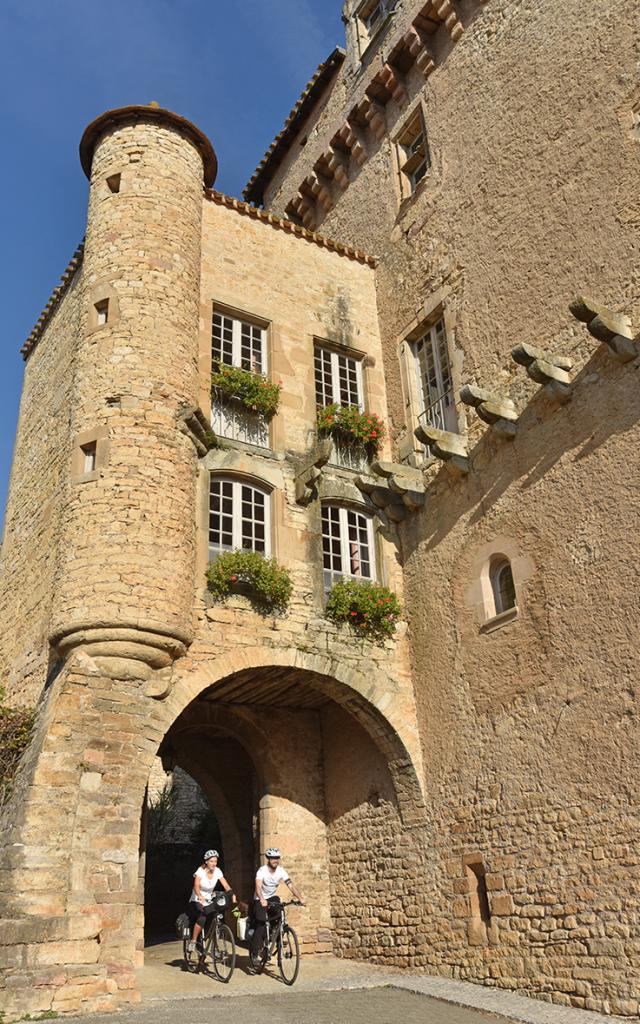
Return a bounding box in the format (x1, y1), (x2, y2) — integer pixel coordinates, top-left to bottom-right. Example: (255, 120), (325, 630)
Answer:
(250, 847), (305, 960)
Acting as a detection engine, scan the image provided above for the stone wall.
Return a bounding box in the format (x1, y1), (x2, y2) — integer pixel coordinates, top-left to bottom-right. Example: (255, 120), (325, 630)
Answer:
(264, 0), (640, 1014)
(0, 274), (82, 705)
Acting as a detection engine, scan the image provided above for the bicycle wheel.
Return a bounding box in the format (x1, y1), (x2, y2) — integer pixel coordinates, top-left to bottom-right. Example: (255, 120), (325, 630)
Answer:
(212, 923), (236, 983)
(182, 937), (198, 973)
(278, 925), (300, 986)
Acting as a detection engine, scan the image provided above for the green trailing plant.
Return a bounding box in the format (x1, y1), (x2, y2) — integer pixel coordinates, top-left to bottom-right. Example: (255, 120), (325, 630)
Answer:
(211, 363), (281, 418)
(0, 687), (35, 806)
(206, 550), (293, 614)
(317, 404), (385, 455)
(325, 579), (401, 642)
(146, 781), (178, 848)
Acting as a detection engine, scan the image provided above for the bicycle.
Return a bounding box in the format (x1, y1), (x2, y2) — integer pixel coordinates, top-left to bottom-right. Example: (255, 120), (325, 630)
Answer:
(183, 892), (236, 983)
(249, 897), (301, 985)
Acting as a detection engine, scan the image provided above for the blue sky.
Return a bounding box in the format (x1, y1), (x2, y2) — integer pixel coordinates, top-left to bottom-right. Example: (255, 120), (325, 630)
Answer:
(0, 0), (343, 515)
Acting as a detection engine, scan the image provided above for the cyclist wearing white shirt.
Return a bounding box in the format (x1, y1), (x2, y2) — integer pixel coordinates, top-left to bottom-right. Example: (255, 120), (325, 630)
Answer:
(187, 849), (234, 952)
(251, 848), (305, 958)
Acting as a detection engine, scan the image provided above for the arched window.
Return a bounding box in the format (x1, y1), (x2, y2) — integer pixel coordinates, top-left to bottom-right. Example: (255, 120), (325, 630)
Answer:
(490, 558), (516, 616)
(322, 504), (376, 590)
(209, 476), (271, 560)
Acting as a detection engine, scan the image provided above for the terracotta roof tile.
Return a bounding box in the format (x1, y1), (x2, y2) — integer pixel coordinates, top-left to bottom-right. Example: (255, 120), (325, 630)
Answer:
(206, 189), (376, 266)
(243, 48), (345, 206)
(21, 242), (85, 360)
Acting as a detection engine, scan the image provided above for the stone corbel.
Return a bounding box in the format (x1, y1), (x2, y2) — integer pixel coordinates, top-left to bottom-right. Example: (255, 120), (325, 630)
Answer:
(511, 342), (573, 402)
(569, 296), (637, 363)
(362, 98), (387, 141)
(336, 123), (367, 167)
(178, 406), (216, 456)
(291, 193), (316, 230)
(414, 422), (470, 474)
(404, 27), (436, 79)
(294, 438), (333, 506)
(460, 385), (518, 439)
(371, 461), (426, 511)
(355, 475), (405, 522)
(326, 147), (350, 189)
(302, 174), (333, 213)
(436, 0), (464, 40)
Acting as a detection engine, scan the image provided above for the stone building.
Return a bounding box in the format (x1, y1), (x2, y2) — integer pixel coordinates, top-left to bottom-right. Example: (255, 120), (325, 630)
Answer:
(0, 0), (639, 1017)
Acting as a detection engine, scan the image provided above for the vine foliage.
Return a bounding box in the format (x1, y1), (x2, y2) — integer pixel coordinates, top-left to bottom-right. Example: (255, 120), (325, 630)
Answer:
(0, 687), (35, 806)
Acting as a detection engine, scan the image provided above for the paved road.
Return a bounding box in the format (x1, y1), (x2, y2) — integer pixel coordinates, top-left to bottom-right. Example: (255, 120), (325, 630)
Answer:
(67, 989), (512, 1024)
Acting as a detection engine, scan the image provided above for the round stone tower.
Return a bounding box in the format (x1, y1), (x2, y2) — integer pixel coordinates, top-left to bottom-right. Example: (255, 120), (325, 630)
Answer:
(50, 106), (217, 673)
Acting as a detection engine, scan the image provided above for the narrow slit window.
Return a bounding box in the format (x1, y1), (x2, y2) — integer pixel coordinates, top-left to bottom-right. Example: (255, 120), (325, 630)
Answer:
(95, 299), (109, 326)
(81, 441), (97, 474)
(106, 173), (121, 194)
(466, 860), (492, 926)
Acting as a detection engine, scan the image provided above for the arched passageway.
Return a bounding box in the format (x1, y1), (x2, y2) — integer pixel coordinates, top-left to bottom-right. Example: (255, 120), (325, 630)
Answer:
(142, 663), (432, 961)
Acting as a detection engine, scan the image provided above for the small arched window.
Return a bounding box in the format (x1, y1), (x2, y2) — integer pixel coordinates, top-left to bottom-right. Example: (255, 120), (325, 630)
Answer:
(490, 558), (517, 616)
(209, 475), (271, 560)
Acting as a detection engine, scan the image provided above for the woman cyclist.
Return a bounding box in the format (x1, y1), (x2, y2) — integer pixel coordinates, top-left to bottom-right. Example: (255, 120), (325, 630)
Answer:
(187, 849), (235, 953)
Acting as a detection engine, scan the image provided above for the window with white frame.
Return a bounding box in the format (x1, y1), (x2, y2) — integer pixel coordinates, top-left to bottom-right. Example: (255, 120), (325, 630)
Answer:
(314, 344), (364, 410)
(413, 317), (457, 435)
(211, 309), (270, 448)
(322, 504), (376, 590)
(396, 108), (431, 197)
(212, 310), (267, 375)
(209, 476), (271, 560)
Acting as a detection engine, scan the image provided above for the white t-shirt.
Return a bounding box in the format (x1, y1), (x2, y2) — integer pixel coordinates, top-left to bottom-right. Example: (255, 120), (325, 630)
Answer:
(255, 864), (290, 901)
(191, 866), (223, 906)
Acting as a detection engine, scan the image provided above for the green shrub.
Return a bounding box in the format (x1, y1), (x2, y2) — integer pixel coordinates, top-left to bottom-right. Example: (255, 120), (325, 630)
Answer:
(325, 579), (401, 642)
(206, 550), (293, 614)
(211, 363), (281, 418)
(317, 404), (385, 455)
(0, 687), (35, 806)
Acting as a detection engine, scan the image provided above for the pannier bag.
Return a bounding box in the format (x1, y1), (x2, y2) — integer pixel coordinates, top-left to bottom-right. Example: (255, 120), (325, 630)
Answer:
(175, 912), (191, 940)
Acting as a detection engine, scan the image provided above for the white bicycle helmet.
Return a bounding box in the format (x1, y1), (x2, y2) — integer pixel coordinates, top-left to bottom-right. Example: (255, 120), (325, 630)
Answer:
(203, 849), (219, 860)
(266, 847), (281, 858)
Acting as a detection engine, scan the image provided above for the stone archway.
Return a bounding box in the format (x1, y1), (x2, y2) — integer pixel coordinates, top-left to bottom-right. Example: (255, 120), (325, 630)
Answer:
(137, 653), (433, 960)
(0, 645), (430, 1017)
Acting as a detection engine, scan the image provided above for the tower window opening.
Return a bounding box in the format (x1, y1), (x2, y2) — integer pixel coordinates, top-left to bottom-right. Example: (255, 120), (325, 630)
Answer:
(466, 859), (492, 926)
(95, 299), (109, 326)
(490, 558), (517, 616)
(106, 173), (121, 194)
(322, 504), (376, 591)
(81, 441), (97, 474)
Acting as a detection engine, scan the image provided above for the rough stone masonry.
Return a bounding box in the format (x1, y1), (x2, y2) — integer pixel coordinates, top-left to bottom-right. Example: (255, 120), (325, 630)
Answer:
(1, 0), (639, 1018)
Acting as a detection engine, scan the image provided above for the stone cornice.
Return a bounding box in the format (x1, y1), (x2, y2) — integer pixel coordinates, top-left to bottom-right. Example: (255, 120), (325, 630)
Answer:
(259, 0), (492, 231)
(205, 189), (377, 267)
